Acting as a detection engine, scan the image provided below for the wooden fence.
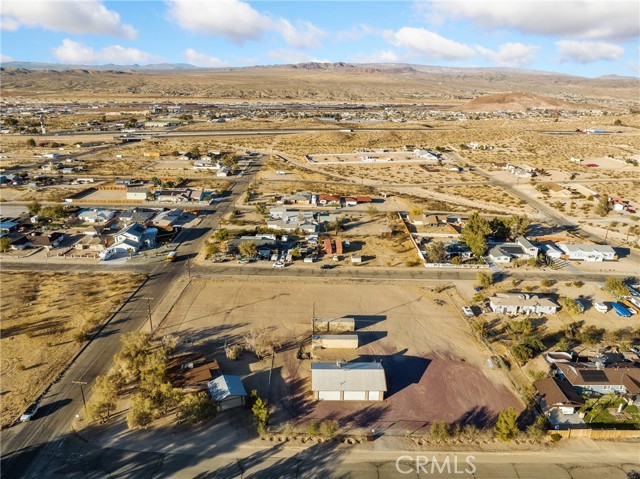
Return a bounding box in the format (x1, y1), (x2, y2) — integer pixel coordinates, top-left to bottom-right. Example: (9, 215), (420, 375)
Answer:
(549, 428), (640, 439)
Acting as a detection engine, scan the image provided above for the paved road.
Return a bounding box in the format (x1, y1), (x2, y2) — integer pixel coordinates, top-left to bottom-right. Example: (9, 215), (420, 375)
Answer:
(0, 155), (263, 478)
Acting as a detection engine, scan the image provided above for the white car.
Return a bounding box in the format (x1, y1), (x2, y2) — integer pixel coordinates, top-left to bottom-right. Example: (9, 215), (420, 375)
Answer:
(595, 302), (609, 313)
(462, 306), (475, 317)
(272, 262), (286, 268)
(20, 403), (39, 422)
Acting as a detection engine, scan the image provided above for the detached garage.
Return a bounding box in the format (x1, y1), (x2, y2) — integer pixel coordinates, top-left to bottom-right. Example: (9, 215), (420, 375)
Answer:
(208, 375), (247, 411)
(311, 361), (387, 401)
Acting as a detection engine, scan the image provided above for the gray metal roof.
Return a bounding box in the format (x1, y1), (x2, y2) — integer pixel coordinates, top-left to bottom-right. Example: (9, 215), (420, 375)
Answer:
(208, 375), (247, 401)
(311, 362), (387, 392)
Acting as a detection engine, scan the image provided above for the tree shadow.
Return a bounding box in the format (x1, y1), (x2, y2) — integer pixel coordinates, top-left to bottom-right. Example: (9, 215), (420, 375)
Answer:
(455, 405), (498, 429)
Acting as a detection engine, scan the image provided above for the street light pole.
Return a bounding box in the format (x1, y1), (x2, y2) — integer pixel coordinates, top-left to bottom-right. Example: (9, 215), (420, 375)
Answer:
(72, 381), (88, 413)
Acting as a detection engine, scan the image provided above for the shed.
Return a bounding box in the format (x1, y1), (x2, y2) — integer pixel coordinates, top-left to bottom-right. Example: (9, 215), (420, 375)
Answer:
(351, 255), (363, 263)
(313, 317), (355, 333)
(311, 362), (387, 401)
(312, 334), (358, 349)
(208, 375), (247, 410)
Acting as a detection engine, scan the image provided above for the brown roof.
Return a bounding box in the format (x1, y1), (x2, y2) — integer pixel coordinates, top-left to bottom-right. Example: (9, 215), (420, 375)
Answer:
(168, 355), (220, 390)
(534, 377), (584, 407)
(557, 362), (640, 391)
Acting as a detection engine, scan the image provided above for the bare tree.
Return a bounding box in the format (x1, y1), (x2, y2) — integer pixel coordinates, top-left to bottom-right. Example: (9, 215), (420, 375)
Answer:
(244, 328), (281, 359)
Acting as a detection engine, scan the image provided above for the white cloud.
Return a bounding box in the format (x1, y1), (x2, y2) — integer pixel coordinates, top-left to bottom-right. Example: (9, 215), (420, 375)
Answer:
(184, 48), (228, 68)
(278, 19), (325, 49)
(267, 49), (326, 64)
(556, 40), (624, 64)
(166, 0), (324, 48)
(424, 1), (639, 41)
(353, 49), (407, 64)
(384, 27), (475, 61)
(476, 42), (540, 67)
(0, 54), (13, 62)
(52, 39), (162, 64)
(1, 0), (137, 39)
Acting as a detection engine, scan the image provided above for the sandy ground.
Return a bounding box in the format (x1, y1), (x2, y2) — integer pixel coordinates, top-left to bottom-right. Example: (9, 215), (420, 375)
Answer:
(158, 278), (522, 435)
(0, 271), (142, 428)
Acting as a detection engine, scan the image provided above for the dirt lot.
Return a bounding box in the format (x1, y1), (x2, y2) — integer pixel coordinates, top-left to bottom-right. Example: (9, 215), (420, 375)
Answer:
(0, 271), (142, 428)
(158, 279), (522, 435)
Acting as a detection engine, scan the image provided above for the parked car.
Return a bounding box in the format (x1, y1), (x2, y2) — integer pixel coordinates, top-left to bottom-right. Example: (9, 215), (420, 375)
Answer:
(272, 262), (286, 268)
(237, 259), (250, 264)
(320, 264), (334, 269)
(462, 306), (475, 317)
(20, 403), (39, 422)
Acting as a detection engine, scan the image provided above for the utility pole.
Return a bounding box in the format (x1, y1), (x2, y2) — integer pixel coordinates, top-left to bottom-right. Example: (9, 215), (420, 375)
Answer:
(141, 297), (154, 330)
(72, 381), (88, 413)
(187, 258), (191, 279)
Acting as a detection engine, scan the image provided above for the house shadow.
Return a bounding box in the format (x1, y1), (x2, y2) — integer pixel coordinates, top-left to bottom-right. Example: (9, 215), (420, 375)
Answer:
(358, 331), (387, 347)
(354, 348), (430, 398)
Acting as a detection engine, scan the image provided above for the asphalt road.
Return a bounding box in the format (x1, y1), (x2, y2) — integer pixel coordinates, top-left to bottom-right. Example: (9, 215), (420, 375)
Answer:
(0, 156), (261, 478)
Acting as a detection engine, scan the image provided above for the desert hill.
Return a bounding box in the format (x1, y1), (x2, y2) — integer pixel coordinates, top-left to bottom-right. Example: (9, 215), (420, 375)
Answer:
(459, 92), (595, 111)
(1, 63), (638, 104)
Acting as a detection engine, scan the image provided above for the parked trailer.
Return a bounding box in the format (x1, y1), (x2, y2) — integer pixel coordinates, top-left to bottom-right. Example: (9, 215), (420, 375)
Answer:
(612, 302), (632, 317)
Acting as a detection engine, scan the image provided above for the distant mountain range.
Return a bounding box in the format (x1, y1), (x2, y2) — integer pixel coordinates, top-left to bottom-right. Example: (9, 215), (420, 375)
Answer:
(2, 61), (638, 80)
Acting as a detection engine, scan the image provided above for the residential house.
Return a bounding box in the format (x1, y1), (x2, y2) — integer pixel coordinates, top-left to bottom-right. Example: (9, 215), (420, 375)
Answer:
(78, 208), (116, 224)
(155, 188), (193, 203)
(26, 232), (65, 250)
(208, 375), (247, 411)
(83, 225), (103, 236)
(413, 149), (438, 160)
(74, 235), (107, 252)
(281, 192), (312, 205)
(557, 243), (616, 262)
(556, 362), (640, 396)
(0, 221), (19, 235)
(489, 293), (559, 315)
(152, 208), (183, 229)
(99, 223), (156, 260)
(267, 209), (317, 233)
(216, 166), (231, 177)
(488, 237), (539, 263)
(488, 246), (512, 263)
(534, 377), (585, 415)
(311, 362), (387, 401)
(317, 194), (341, 206)
(126, 189), (148, 201)
(119, 208), (158, 225)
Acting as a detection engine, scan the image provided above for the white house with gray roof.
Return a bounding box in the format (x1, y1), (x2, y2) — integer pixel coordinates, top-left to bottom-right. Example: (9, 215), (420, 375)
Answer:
(311, 361), (387, 401)
(489, 293), (559, 315)
(557, 243), (616, 262)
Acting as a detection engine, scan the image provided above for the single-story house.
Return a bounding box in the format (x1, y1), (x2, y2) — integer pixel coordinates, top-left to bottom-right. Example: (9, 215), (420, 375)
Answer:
(152, 208), (183, 229)
(557, 243), (616, 262)
(126, 189), (148, 201)
(0, 221), (19, 235)
(534, 377), (585, 415)
(317, 194), (341, 206)
(216, 166), (231, 177)
(488, 246), (512, 263)
(74, 235), (107, 251)
(26, 232), (65, 250)
(78, 208), (116, 224)
(281, 192), (312, 205)
(208, 375), (247, 410)
(119, 208), (158, 225)
(489, 293), (559, 315)
(311, 361), (387, 401)
(556, 362), (640, 396)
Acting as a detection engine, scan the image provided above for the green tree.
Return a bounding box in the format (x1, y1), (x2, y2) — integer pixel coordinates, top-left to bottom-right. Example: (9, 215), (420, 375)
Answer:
(604, 277), (630, 298)
(559, 296), (582, 315)
(426, 241), (447, 263)
(508, 215), (530, 239)
(205, 242), (221, 257)
(319, 419), (340, 439)
(494, 407), (519, 442)
(87, 374), (118, 423)
(251, 391), (269, 435)
(526, 415), (549, 442)
(40, 204), (66, 220)
(595, 197), (611, 216)
(27, 200), (42, 216)
(126, 393), (155, 429)
(489, 217), (510, 241)
(306, 420), (320, 437)
(461, 212), (491, 257)
(26, 138), (36, 148)
(179, 392), (217, 423)
(214, 228), (229, 242)
(239, 241), (257, 258)
(190, 146), (201, 157)
(255, 203), (267, 216)
(0, 236), (11, 252)
(430, 422), (452, 443)
(613, 119), (623, 126)
(476, 271), (493, 288)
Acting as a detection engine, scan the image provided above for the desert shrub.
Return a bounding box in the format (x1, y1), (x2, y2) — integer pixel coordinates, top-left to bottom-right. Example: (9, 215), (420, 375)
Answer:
(495, 408), (519, 442)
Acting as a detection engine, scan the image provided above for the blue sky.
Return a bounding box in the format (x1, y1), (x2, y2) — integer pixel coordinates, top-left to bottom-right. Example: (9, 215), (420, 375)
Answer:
(1, 1), (638, 77)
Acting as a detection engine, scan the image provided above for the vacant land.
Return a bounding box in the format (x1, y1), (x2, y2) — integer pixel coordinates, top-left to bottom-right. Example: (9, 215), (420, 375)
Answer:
(158, 279), (521, 435)
(0, 271), (143, 428)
